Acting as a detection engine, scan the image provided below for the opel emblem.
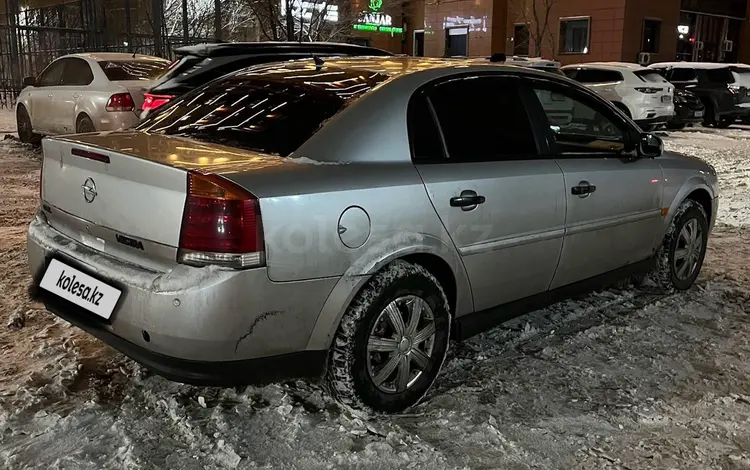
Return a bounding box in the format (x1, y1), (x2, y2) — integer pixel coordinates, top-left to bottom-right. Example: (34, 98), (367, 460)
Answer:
(82, 178), (97, 203)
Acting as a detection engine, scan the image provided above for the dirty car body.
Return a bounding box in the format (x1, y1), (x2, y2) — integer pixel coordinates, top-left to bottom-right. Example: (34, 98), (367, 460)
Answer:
(28, 57), (719, 412)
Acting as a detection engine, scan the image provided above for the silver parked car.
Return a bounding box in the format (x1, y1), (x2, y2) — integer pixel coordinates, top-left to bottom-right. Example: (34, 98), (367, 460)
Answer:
(28, 57), (718, 413)
(16, 52), (170, 143)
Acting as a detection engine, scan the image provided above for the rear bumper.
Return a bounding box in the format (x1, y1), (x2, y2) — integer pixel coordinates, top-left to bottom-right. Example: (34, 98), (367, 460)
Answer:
(635, 114), (670, 127)
(27, 213), (336, 384)
(95, 111), (141, 131)
(31, 284), (327, 386)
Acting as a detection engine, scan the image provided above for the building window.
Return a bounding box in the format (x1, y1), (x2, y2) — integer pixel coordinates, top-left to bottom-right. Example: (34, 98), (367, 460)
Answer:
(559, 17), (590, 54)
(513, 24), (530, 56)
(642, 19), (661, 53)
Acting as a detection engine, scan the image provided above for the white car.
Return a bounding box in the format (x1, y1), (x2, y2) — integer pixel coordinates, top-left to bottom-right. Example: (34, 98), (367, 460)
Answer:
(15, 52), (170, 144)
(562, 62), (674, 130)
(471, 56), (576, 126)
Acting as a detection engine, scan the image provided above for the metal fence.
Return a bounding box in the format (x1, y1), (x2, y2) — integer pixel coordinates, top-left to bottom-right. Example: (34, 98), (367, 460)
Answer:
(0, 0), (213, 109)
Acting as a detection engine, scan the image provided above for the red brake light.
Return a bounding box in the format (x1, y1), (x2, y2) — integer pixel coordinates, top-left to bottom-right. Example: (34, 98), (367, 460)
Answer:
(142, 93), (174, 112)
(106, 93), (135, 112)
(178, 171), (264, 269)
(71, 148), (110, 163)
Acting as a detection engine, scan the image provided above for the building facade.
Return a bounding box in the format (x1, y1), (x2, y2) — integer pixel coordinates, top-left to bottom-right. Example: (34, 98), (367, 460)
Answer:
(405, 0), (750, 65)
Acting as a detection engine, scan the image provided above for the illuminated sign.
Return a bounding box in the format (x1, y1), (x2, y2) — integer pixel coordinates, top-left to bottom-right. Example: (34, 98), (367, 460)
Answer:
(677, 24), (689, 34)
(353, 24), (403, 33)
(280, 0), (338, 23)
(353, 0), (402, 34)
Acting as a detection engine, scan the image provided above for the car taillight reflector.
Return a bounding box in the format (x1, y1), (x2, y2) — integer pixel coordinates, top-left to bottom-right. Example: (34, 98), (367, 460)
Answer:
(142, 93), (174, 112)
(71, 148), (111, 163)
(39, 157), (44, 201)
(634, 87), (660, 94)
(178, 171), (264, 269)
(106, 93), (135, 112)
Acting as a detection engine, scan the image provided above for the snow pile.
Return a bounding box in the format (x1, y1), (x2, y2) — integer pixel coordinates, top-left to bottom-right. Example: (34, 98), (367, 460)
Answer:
(664, 127), (750, 227)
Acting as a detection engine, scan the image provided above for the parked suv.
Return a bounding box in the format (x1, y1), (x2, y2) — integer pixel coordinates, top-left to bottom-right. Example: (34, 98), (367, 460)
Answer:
(562, 62), (674, 130)
(649, 62), (750, 128)
(140, 41), (393, 118)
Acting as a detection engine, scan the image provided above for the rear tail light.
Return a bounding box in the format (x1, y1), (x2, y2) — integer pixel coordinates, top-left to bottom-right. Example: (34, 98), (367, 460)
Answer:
(178, 171), (264, 269)
(634, 87), (660, 94)
(106, 93), (135, 112)
(142, 93), (174, 112)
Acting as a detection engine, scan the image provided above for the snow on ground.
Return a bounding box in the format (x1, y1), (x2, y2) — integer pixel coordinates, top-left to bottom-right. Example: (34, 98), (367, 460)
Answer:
(0, 109), (15, 134)
(0, 123), (749, 469)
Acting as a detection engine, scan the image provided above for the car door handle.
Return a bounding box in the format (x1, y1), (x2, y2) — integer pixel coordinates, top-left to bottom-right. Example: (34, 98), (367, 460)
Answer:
(450, 190), (486, 210)
(572, 181), (596, 197)
(73, 93), (81, 99)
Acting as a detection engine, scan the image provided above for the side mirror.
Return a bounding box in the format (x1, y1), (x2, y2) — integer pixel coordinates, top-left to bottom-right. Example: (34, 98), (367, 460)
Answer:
(23, 77), (36, 87)
(639, 133), (663, 158)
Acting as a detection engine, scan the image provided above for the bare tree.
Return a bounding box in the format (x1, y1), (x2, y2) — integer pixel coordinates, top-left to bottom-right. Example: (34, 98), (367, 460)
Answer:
(509, 0), (558, 58)
(242, 0), (405, 42)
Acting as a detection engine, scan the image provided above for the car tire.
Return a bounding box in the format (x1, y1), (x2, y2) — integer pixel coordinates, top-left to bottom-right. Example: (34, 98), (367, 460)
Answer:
(647, 199), (709, 293)
(76, 115), (96, 133)
(326, 260), (451, 413)
(16, 105), (41, 145)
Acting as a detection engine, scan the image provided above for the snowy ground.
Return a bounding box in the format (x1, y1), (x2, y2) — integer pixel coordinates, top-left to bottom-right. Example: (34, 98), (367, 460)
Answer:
(1, 109), (750, 469)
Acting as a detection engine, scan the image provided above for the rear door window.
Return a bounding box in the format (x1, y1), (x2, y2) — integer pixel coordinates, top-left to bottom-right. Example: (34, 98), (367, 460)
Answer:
(61, 58), (94, 86)
(135, 65), (390, 156)
(98, 60), (170, 81)
(424, 75), (539, 162)
(669, 68), (697, 82)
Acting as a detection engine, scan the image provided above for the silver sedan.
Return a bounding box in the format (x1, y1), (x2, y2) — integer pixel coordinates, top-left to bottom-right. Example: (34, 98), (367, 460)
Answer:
(27, 57), (718, 413)
(15, 52), (170, 143)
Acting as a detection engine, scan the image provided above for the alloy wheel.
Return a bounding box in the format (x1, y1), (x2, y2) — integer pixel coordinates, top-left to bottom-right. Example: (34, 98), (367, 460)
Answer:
(674, 217), (704, 281)
(366, 295), (437, 394)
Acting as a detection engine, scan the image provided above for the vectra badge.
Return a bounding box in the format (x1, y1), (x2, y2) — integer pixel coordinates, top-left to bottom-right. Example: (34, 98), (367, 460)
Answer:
(81, 178), (97, 203)
(116, 234), (144, 251)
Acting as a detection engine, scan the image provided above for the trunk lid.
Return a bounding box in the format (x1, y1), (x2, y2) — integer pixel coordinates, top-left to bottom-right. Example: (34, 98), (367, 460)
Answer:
(113, 80), (154, 111)
(40, 132), (288, 269)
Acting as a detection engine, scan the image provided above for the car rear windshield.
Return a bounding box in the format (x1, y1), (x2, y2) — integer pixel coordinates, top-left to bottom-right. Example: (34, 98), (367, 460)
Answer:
(135, 64), (390, 156)
(99, 60), (170, 81)
(572, 69), (624, 83)
(634, 70), (667, 83)
(704, 67), (734, 83)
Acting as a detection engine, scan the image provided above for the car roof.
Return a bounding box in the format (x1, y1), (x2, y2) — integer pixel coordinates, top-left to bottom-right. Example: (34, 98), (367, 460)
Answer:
(173, 41), (393, 58)
(59, 52), (169, 62)
(230, 56), (573, 83)
(649, 61), (731, 69)
(562, 62), (649, 72)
